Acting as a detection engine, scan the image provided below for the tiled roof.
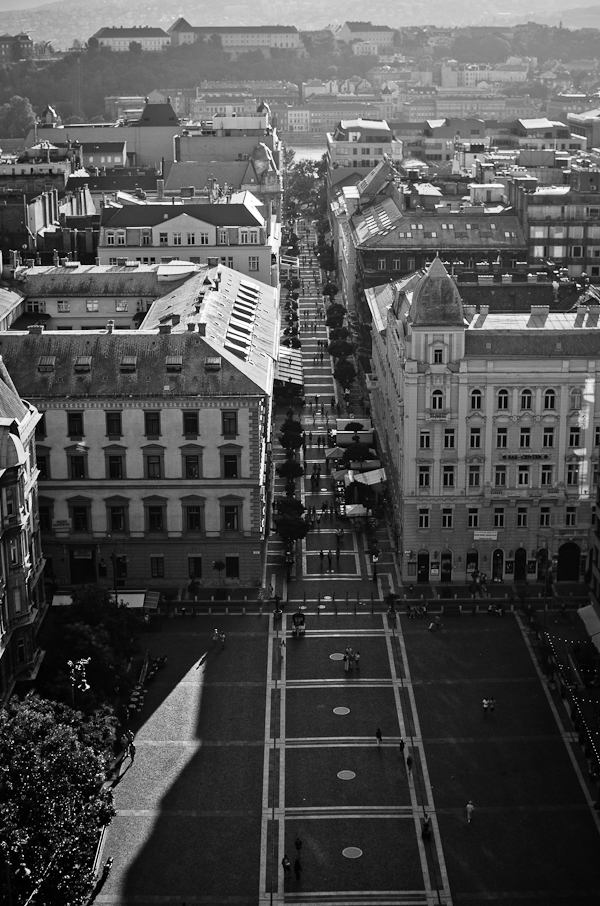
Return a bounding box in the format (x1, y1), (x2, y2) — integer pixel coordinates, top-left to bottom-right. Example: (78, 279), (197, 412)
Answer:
(0, 357), (27, 421)
(458, 281), (581, 312)
(100, 200), (264, 229)
(164, 161), (249, 192)
(412, 258), (464, 327)
(66, 170), (158, 193)
(94, 27), (170, 38)
(465, 331), (600, 358)
(353, 197), (404, 243)
(353, 210), (526, 251)
(135, 103), (179, 127)
(15, 264), (188, 299)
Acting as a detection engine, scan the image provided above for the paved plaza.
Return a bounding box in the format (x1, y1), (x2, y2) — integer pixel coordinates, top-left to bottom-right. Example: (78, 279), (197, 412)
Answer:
(94, 226), (600, 905)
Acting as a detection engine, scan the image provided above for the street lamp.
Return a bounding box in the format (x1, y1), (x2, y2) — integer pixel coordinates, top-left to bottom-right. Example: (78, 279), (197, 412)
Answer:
(67, 657), (90, 708)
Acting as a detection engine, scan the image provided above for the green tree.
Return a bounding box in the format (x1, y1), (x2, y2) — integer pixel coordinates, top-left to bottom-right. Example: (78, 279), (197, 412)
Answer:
(274, 496), (304, 518)
(328, 339), (353, 359)
(276, 459), (304, 480)
(273, 512), (310, 543)
(0, 95), (35, 137)
(329, 326), (350, 342)
(0, 693), (116, 906)
(334, 358), (357, 390)
(279, 430), (303, 454)
(342, 442), (372, 465)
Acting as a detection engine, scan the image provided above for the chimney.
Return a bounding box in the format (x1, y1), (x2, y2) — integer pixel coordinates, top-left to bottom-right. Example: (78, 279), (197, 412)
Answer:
(171, 314), (181, 326)
(479, 305), (489, 316)
(187, 322), (196, 332)
(157, 179), (165, 201)
(197, 322), (206, 336)
(158, 324), (171, 334)
(106, 319), (115, 333)
(29, 324), (45, 334)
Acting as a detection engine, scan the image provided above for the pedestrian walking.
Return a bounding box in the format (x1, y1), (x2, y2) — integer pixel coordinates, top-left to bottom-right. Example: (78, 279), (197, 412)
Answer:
(399, 737), (405, 755)
(344, 652), (349, 672)
(220, 632), (226, 649)
(295, 837), (303, 855)
(330, 396), (335, 408)
(319, 549), (324, 568)
(308, 431), (313, 446)
(294, 858), (302, 881)
(354, 650), (360, 670)
(316, 513), (321, 529)
(126, 729), (135, 744)
(327, 549), (333, 570)
(422, 814), (431, 839)
(282, 855), (291, 876)
(128, 742), (136, 762)
(375, 728), (382, 746)
(212, 628), (219, 646)
(488, 697), (496, 717)
(336, 546), (341, 563)
(280, 638), (286, 657)
(406, 753), (413, 773)
(466, 800), (475, 824)
(482, 697), (489, 719)
(314, 394), (319, 406)
(320, 352), (324, 364)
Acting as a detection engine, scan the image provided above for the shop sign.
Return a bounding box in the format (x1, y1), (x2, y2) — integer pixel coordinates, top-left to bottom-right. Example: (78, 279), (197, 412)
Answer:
(473, 530), (498, 540)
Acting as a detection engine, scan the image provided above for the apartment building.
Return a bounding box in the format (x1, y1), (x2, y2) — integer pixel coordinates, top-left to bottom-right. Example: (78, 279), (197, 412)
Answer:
(326, 119), (403, 186)
(365, 259), (596, 587)
(91, 27), (171, 51)
(168, 20), (303, 54)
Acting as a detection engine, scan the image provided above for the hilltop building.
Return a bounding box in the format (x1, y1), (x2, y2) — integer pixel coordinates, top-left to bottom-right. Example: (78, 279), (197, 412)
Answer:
(91, 27), (171, 52)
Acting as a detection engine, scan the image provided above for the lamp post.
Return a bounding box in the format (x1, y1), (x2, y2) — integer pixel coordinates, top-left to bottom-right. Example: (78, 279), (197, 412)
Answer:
(67, 657), (90, 708)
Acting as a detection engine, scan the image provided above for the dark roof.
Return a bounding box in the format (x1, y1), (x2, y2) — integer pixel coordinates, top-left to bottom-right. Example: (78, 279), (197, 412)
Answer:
(164, 161), (249, 192)
(192, 25), (299, 34)
(66, 170), (158, 193)
(94, 27), (170, 38)
(16, 265), (179, 299)
(79, 141), (126, 153)
(354, 210), (526, 251)
(346, 21), (394, 32)
(412, 258), (464, 327)
(100, 202), (263, 229)
(0, 357), (27, 421)
(0, 332), (266, 400)
(458, 280), (581, 313)
(465, 332), (600, 358)
(135, 103), (179, 127)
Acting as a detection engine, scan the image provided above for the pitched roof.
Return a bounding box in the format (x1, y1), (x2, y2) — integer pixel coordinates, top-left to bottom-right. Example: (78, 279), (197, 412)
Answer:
(66, 170), (158, 193)
(0, 356), (27, 421)
(411, 258), (464, 327)
(15, 263), (190, 299)
(353, 210), (526, 251)
(135, 102), (179, 127)
(164, 161), (249, 193)
(100, 200), (264, 229)
(94, 27), (170, 38)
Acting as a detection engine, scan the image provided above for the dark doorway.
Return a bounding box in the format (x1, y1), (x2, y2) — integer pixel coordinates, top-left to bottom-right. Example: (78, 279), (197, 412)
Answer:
(466, 549), (478, 574)
(537, 548), (549, 581)
(492, 548), (504, 582)
(440, 550), (452, 582)
(557, 542), (580, 582)
(417, 550), (430, 583)
(514, 547), (527, 582)
(69, 548), (96, 585)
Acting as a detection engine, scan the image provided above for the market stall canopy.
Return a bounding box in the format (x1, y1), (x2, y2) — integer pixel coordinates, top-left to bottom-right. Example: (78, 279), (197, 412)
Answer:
(332, 468), (348, 480)
(578, 602), (600, 652)
(275, 348), (303, 387)
(325, 447), (345, 459)
(351, 467), (387, 488)
(345, 503), (367, 517)
(53, 590), (148, 608)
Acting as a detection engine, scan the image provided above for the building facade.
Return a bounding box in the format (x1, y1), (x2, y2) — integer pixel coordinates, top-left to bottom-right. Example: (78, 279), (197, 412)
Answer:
(91, 27), (171, 51)
(366, 260), (597, 587)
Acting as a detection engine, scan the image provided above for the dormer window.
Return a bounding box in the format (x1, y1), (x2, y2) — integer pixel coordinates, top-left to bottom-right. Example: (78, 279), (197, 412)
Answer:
(433, 348), (443, 364)
(74, 355), (92, 373)
(120, 356), (137, 373)
(166, 355), (183, 373)
(38, 356), (55, 373)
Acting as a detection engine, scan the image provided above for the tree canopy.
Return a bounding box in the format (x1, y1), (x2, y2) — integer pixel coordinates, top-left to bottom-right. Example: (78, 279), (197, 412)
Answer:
(0, 95), (35, 137)
(0, 693), (116, 906)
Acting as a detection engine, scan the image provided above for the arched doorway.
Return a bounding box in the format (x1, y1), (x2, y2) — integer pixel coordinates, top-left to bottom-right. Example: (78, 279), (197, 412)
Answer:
(466, 549), (479, 574)
(514, 547), (527, 582)
(492, 548), (504, 582)
(537, 548), (549, 581)
(557, 542), (580, 582)
(417, 550), (430, 583)
(440, 550), (452, 582)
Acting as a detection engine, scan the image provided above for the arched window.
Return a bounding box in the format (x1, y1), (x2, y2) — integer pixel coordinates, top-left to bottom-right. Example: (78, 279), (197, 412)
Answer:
(431, 390), (443, 410)
(570, 387), (582, 409)
(520, 388), (532, 410)
(543, 388), (555, 410)
(470, 389), (482, 410)
(497, 389), (509, 410)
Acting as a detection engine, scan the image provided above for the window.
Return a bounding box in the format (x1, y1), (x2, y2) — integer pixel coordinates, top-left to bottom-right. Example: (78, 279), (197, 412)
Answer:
(419, 431), (430, 449)
(86, 300), (99, 312)
(225, 555), (240, 578)
(569, 427), (581, 447)
(570, 388), (582, 409)
(107, 232), (115, 246)
(392, 258), (401, 270)
(184, 504), (203, 532)
(495, 466), (507, 487)
(173, 232), (182, 245)
(470, 389), (482, 410)
(187, 233), (195, 245)
(433, 348), (443, 364)
(248, 256), (259, 272)
(69, 455), (86, 479)
(222, 504), (240, 532)
(38, 504), (52, 532)
(200, 233), (209, 245)
(418, 508), (429, 529)
(108, 505), (127, 532)
(37, 453), (49, 480)
(540, 507), (550, 527)
(494, 507), (505, 528)
(144, 452), (163, 480)
(116, 231), (125, 246)
(183, 412), (199, 436)
(151, 556), (165, 577)
(57, 301), (70, 312)
(431, 390), (443, 410)
(544, 389), (555, 410)
(444, 429), (455, 449)
(517, 507), (528, 528)
(541, 465), (553, 486)
(496, 427), (508, 448)
(566, 506), (577, 527)
(468, 508), (479, 528)
(35, 413), (47, 440)
(71, 504), (89, 532)
(595, 425), (600, 447)
(222, 451), (240, 479)
(159, 232), (168, 245)
(519, 427), (531, 448)
(470, 428), (481, 449)
(115, 300), (128, 312)
(442, 508), (453, 529)
(442, 465), (454, 488)
(520, 389), (532, 410)
(567, 464), (579, 486)
(27, 300), (46, 313)
(468, 466), (480, 487)
(106, 412), (122, 437)
(67, 412), (84, 438)
(518, 466), (530, 487)
(418, 466), (430, 488)
(543, 427), (554, 448)
(497, 389), (509, 410)
(107, 455), (124, 479)
(147, 505), (165, 532)
(222, 411), (238, 437)
(189, 556), (202, 579)
(377, 258), (386, 270)
(183, 452), (202, 479)
(144, 411), (161, 437)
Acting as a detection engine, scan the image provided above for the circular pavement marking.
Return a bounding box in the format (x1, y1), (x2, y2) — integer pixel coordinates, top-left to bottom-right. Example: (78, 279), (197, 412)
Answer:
(333, 706), (350, 715)
(330, 653), (344, 661)
(337, 770), (356, 780)
(342, 847), (363, 859)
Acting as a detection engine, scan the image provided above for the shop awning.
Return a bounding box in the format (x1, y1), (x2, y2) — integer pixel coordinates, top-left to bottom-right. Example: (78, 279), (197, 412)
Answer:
(110, 590), (147, 609)
(578, 602), (600, 652)
(345, 503), (367, 517)
(325, 447), (345, 460)
(275, 348), (303, 386)
(351, 467), (387, 488)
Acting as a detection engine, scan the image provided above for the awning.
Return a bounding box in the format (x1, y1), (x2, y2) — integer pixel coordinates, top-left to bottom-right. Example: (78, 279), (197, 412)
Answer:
(332, 468), (348, 480)
(578, 602), (600, 652)
(351, 467), (387, 488)
(345, 503), (367, 517)
(52, 593), (73, 607)
(275, 348), (303, 387)
(110, 590), (147, 609)
(325, 447), (345, 460)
